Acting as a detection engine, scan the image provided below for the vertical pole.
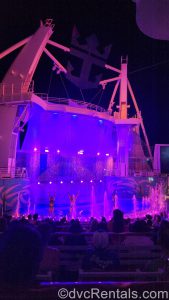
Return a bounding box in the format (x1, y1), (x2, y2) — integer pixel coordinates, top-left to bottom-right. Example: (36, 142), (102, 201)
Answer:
(119, 57), (128, 119)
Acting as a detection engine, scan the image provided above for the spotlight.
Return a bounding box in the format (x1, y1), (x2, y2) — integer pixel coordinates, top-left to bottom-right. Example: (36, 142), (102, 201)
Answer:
(57, 149), (60, 154)
(70, 180), (74, 184)
(90, 180), (93, 183)
(97, 152), (100, 156)
(60, 181), (63, 184)
(80, 180), (83, 183)
(49, 181), (52, 184)
(38, 181), (40, 185)
(99, 119), (103, 124)
(105, 153), (109, 157)
(99, 180), (102, 183)
(45, 148), (49, 153)
(33, 147), (38, 152)
(72, 114), (77, 118)
(78, 150), (84, 155)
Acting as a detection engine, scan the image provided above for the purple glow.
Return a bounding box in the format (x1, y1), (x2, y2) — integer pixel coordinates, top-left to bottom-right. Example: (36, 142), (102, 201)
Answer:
(99, 179), (103, 183)
(106, 153), (110, 157)
(97, 152), (100, 156)
(33, 147), (38, 152)
(60, 181), (63, 184)
(70, 180), (74, 184)
(49, 181), (52, 184)
(90, 179), (93, 183)
(38, 181), (40, 185)
(57, 149), (60, 154)
(103, 190), (109, 219)
(80, 180), (83, 183)
(45, 148), (49, 153)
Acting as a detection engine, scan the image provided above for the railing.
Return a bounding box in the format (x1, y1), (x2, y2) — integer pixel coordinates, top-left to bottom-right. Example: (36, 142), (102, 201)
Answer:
(0, 81), (34, 103)
(0, 167), (28, 179)
(35, 93), (107, 113)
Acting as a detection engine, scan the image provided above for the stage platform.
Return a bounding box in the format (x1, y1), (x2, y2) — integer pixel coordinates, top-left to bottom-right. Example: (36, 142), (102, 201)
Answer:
(0, 175), (167, 218)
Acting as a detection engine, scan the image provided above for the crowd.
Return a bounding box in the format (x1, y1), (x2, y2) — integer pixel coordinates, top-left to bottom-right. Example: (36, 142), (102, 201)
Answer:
(0, 209), (168, 287)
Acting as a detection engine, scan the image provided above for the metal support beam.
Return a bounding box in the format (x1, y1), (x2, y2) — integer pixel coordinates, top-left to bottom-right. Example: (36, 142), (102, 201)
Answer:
(0, 36), (31, 60)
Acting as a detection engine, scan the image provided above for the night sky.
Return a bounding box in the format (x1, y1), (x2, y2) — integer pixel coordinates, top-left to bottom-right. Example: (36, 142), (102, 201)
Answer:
(1, 0), (169, 148)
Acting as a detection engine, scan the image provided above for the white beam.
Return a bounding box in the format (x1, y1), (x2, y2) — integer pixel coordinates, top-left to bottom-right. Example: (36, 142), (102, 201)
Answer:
(108, 80), (120, 111)
(0, 36), (31, 60)
(105, 64), (121, 74)
(44, 48), (67, 74)
(127, 79), (153, 161)
(99, 76), (121, 87)
(47, 39), (70, 52)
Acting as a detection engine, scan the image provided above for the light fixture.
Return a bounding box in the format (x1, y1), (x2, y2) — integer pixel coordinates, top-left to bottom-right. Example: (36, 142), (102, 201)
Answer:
(78, 150), (84, 155)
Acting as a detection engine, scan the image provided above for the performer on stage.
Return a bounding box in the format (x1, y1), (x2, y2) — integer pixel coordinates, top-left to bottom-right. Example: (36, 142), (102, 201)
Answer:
(49, 194), (55, 217)
(68, 192), (79, 219)
(112, 191), (119, 210)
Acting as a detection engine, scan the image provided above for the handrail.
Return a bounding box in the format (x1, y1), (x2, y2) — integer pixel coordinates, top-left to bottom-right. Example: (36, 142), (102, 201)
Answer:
(35, 93), (107, 112)
(0, 167), (28, 179)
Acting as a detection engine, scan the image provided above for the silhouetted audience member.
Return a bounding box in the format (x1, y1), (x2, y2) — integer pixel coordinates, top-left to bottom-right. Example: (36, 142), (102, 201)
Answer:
(93, 222), (109, 249)
(82, 222), (119, 271)
(112, 209), (124, 233)
(0, 217), (7, 232)
(0, 222), (43, 286)
(89, 218), (99, 232)
(130, 219), (149, 232)
(159, 220), (169, 248)
(32, 213), (39, 225)
(64, 220), (86, 245)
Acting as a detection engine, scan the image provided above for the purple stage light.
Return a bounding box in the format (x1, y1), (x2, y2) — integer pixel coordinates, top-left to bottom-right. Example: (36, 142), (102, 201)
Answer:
(80, 180), (83, 183)
(106, 153), (110, 157)
(49, 181), (52, 184)
(33, 147), (38, 152)
(70, 180), (74, 184)
(97, 152), (100, 156)
(38, 181), (40, 185)
(60, 181), (63, 184)
(45, 148), (49, 153)
(57, 149), (60, 154)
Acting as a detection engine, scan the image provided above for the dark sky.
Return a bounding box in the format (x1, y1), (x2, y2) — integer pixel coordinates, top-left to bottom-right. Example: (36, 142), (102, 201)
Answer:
(1, 0), (169, 148)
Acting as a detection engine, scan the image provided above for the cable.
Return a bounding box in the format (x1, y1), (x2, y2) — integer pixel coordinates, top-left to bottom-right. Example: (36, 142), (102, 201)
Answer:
(59, 73), (70, 99)
(79, 88), (85, 102)
(91, 87), (103, 102)
(47, 69), (53, 96)
(129, 59), (169, 75)
(97, 88), (104, 106)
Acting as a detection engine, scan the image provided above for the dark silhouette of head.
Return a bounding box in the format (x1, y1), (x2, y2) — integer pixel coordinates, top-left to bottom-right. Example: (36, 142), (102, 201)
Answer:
(0, 222), (42, 286)
(112, 209), (124, 233)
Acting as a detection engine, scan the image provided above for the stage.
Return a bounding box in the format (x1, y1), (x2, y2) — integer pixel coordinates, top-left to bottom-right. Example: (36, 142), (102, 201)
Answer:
(0, 175), (167, 219)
